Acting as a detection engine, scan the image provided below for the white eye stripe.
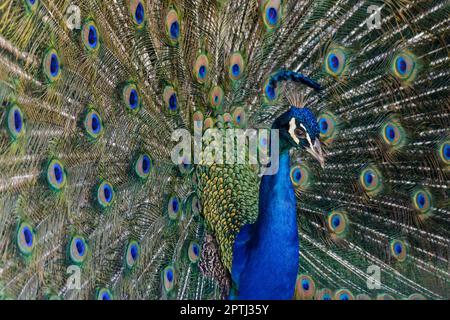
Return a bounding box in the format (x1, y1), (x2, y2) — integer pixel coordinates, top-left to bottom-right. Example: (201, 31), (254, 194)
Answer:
(300, 123), (313, 149)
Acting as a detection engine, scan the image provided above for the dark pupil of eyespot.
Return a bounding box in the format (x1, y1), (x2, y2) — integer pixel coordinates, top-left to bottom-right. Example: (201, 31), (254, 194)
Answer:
(142, 157), (150, 172)
(104, 186), (111, 201)
(91, 115), (99, 131)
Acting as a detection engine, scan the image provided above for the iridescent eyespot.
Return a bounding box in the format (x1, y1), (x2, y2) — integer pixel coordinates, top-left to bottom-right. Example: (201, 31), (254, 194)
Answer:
(437, 140), (449, 165)
(315, 288), (333, 300)
(356, 294), (372, 300)
(264, 78), (278, 102)
(290, 164), (311, 190)
(84, 109), (103, 139)
(82, 21), (99, 51)
(24, 0), (38, 12)
(223, 113), (233, 128)
(232, 107), (246, 128)
(47, 159), (66, 191)
(408, 294), (426, 300)
(295, 275), (315, 300)
(167, 195), (180, 220)
(125, 240), (140, 269)
(377, 293), (395, 300)
(262, 0), (282, 30)
(190, 195), (201, 216)
(318, 112), (337, 142)
(327, 210), (349, 237)
(258, 131), (270, 158)
(334, 289), (354, 300)
(17, 222), (35, 255)
(390, 239), (407, 262)
(193, 111), (204, 132)
(359, 166), (382, 196)
(412, 188), (432, 214)
(209, 86), (224, 109)
(166, 9), (180, 44)
(381, 120), (405, 148)
(43, 49), (61, 82)
(69, 236), (88, 264)
(324, 47), (348, 77)
(391, 51), (417, 83)
(162, 265), (176, 293)
(6, 105), (25, 139)
(194, 54), (209, 84)
(188, 241), (201, 263)
(130, 0), (145, 26)
(163, 86), (178, 113)
(97, 288), (113, 300)
(228, 52), (245, 81)
(97, 181), (114, 208)
(135, 153), (152, 179)
(123, 83), (140, 112)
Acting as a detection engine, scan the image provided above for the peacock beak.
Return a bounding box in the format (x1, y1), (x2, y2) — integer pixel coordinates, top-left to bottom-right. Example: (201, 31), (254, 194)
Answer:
(306, 139), (325, 169)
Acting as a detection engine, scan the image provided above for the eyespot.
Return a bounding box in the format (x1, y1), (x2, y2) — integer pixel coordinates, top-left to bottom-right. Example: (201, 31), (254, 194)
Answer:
(359, 166), (382, 196)
(24, 0), (38, 12)
(96, 288), (113, 300)
(7, 105), (25, 139)
(209, 86), (224, 109)
(43, 49), (61, 82)
(17, 222), (35, 255)
(315, 288), (333, 300)
(47, 159), (66, 191)
(391, 51), (417, 83)
(356, 294), (372, 300)
(97, 181), (115, 208)
(258, 132), (270, 156)
(327, 210), (349, 237)
(191, 195), (201, 216)
(82, 21), (99, 51)
(290, 164), (311, 190)
(334, 289), (354, 300)
(167, 195), (180, 220)
(377, 293), (395, 300)
(123, 83), (140, 112)
(262, 0), (282, 30)
(264, 78), (278, 102)
(390, 239), (407, 262)
(318, 112), (337, 142)
(125, 240), (140, 269)
(84, 109), (103, 139)
(135, 153), (152, 179)
(130, 0), (145, 26)
(223, 113), (233, 128)
(188, 241), (201, 263)
(166, 9), (181, 44)
(381, 121), (405, 148)
(295, 275), (315, 300)
(324, 47), (347, 77)
(69, 236), (88, 264)
(163, 86), (178, 113)
(408, 294), (426, 300)
(412, 188), (432, 214)
(193, 111), (204, 132)
(204, 117), (215, 130)
(194, 54), (209, 84)
(229, 52), (245, 81)
(162, 265), (176, 293)
(178, 156), (193, 175)
(232, 107), (246, 128)
(437, 140), (450, 165)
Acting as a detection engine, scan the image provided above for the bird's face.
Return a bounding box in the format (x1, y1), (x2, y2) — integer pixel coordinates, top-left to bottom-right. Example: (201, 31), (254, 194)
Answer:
(273, 107), (325, 168)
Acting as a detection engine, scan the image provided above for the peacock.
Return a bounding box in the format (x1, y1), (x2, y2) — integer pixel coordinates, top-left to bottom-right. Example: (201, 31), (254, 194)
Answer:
(0, 0), (449, 300)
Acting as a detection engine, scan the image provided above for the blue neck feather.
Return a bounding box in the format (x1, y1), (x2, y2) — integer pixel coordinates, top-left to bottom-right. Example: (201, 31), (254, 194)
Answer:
(231, 150), (299, 300)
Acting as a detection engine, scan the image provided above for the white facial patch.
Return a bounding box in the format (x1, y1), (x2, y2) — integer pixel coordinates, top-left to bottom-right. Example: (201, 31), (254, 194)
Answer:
(300, 123), (313, 150)
(289, 118), (300, 145)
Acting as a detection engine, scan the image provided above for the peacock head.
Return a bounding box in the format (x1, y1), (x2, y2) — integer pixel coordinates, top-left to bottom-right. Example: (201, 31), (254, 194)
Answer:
(273, 107), (325, 168)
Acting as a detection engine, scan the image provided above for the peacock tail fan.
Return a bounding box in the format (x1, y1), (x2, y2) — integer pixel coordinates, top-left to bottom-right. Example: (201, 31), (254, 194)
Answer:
(0, 0), (449, 300)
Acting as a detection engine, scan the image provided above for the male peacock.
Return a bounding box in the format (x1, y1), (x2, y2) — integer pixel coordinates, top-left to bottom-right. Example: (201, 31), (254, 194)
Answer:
(0, 0), (449, 300)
